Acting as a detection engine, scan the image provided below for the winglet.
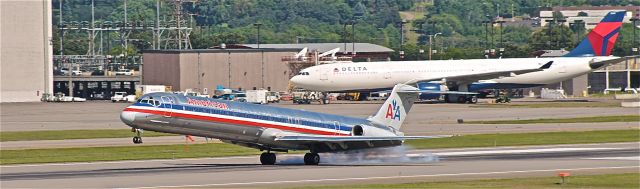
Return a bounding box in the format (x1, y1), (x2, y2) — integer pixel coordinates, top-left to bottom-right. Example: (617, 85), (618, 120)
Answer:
(539, 61), (554, 69)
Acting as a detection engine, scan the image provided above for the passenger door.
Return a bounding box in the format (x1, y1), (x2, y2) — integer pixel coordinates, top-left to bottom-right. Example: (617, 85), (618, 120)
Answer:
(161, 96), (174, 118)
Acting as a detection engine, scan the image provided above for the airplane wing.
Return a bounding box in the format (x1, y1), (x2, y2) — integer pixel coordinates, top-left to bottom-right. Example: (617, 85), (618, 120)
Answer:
(275, 135), (451, 142)
(404, 61), (554, 85)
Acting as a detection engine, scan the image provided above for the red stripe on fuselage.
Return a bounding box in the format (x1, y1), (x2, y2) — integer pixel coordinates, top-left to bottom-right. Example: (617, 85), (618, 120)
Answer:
(124, 107), (349, 136)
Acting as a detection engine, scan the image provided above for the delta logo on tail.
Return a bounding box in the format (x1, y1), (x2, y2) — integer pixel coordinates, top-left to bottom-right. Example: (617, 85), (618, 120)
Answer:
(385, 99), (401, 121)
(565, 11), (625, 57)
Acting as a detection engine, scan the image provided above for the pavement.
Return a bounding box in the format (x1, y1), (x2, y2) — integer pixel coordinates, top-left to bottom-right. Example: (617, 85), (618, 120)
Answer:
(1, 142), (638, 188)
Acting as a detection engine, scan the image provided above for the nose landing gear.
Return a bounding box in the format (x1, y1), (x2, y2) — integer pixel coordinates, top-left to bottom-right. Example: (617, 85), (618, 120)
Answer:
(132, 128), (143, 144)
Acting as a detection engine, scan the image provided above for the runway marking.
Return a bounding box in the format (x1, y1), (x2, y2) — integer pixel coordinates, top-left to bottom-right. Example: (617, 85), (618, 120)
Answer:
(432, 147), (618, 156)
(584, 156), (640, 161)
(122, 166), (640, 189)
(3, 142), (637, 168)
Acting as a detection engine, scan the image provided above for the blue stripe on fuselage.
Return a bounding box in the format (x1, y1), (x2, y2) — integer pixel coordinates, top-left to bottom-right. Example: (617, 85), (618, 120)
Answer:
(131, 100), (359, 132)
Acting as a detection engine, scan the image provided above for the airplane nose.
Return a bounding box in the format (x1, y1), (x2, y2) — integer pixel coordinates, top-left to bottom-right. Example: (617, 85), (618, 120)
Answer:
(290, 75), (302, 85)
(120, 110), (136, 126)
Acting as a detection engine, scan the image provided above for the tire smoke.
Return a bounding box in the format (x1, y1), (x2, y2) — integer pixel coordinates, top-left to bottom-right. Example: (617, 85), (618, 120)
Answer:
(277, 146), (439, 165)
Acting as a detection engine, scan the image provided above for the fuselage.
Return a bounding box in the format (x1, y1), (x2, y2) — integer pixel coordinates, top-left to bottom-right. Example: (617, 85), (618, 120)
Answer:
(120, 93), (399, 152)
(290, 56), (617, 92)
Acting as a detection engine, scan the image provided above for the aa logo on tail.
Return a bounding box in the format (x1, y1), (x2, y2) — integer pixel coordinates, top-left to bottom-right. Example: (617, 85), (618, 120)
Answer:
(385, 99), (401, 121)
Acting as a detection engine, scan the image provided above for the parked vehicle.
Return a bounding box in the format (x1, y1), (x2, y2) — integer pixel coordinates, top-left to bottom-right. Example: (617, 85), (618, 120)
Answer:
(111, 92), (136, 102)
(247, 90), (268, 104)
(114, 69), (134, 76)
(266, 91), (280, 103)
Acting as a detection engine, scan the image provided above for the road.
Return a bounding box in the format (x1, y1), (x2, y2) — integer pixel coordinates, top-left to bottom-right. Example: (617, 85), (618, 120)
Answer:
(1, 142), (638, 188)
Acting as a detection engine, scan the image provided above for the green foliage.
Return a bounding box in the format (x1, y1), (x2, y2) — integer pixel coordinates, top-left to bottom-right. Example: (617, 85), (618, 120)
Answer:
(464, 115), (640, 124)
(0, 129), (175, 142)
(53, 0), (640, 59)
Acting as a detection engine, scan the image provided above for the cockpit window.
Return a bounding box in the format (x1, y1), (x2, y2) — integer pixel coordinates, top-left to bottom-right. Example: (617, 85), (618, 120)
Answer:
(138, 96), (160, 106)
(298, 72), (310, 75)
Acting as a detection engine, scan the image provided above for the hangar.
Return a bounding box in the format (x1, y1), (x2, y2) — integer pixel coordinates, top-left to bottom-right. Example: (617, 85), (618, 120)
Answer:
(141, 43), (394, 93)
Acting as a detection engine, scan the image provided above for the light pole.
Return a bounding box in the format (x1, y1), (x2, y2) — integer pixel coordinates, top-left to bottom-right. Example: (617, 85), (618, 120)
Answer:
(631, 17), (639, 55)
(254, 23), (262, 48)
(399, 19), (407, 59)
(428, 32), (442, 60)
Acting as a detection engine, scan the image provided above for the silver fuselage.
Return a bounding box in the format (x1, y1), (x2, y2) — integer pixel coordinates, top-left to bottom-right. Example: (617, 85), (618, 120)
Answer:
(120, 93), (402, 152)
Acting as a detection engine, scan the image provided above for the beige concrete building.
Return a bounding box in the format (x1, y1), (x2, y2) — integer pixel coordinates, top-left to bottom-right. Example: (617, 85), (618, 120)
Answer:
(142, 49), (299, 93)
(1, 0), (54, 102)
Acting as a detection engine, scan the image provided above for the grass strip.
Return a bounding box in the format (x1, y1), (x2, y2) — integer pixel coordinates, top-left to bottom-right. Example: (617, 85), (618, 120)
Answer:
(288, 173), (639, 189)
(1, 129), (638, 165)
(405, 129), (639, 149)
(472, 102), (620, 108)
(0, 129), (176, 142)
(464, 115), (640, 124)
(0, 142), (260, 165)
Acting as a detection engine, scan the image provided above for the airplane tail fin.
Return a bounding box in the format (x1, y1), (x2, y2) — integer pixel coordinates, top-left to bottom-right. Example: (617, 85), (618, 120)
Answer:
(564, 11), (625, 57)
(368, 84), (419, 131)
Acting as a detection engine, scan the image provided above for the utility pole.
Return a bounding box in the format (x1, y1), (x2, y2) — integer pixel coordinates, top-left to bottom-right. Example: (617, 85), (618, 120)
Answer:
(124, 0), (128, 54)
(254, 23), (262, 48)
(428, 33), (442, 60)
(352, 19), (356, 56)
(155, 0), (160, 49)
(399, 20), (407, 59)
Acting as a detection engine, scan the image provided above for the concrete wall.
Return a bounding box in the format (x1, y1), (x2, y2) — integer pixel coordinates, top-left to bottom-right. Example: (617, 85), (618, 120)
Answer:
(143, 49), (296, 93)
(1, 0), (53, 102)
(142, 53), (181, 89)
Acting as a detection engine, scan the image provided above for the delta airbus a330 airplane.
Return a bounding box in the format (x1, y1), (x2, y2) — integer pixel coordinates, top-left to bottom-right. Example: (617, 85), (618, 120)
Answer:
(290, 11), (629, 101)
(121, 84), (447, 165)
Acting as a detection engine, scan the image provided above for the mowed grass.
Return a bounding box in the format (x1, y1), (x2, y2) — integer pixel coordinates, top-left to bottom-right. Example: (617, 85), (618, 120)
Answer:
(0, 129), (176, 142)
(290, 173), (639, 189)
(0, 143), (261, 165)
(404, 129), (639, 149)
(1, 130), (638, 165)
(472, 102), (620, 108)
(464, 115), (640, 124)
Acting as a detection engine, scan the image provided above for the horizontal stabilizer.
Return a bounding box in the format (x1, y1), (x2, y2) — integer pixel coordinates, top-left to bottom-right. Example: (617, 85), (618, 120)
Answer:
(275, 135), (452, 142)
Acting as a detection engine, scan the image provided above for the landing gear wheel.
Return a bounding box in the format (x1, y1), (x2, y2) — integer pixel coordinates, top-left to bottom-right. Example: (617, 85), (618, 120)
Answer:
(260, 153), (276, 165)
(132, 136), (142, 144)
(468, 96), (478, 104)
(304, 153), (320, 165)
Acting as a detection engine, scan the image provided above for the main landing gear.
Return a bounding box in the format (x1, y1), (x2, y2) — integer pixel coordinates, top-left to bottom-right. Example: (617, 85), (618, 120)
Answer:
(259, 152), (320, 165)
(304, 153), (320, 165)
(132, 128), (143, 144)
(260, 152), (276, 165)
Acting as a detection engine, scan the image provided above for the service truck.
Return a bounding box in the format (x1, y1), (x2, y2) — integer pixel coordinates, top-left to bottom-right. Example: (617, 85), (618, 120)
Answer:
(246, 89), (268, 104)
(111, 92), (136, 102)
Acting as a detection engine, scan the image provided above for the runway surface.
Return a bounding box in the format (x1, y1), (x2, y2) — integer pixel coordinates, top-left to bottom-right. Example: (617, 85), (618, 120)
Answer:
(2, 142), (638, 188)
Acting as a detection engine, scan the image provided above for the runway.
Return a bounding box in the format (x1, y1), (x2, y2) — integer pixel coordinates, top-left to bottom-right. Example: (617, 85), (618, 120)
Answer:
(2, 142), (638, 188)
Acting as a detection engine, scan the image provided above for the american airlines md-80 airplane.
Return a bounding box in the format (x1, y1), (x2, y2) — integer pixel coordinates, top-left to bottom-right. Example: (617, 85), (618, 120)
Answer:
(290, 11), (629, 102)
(121, 84), (448, 165)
